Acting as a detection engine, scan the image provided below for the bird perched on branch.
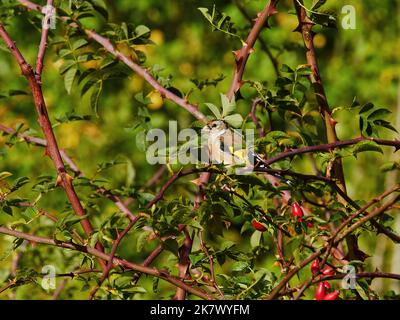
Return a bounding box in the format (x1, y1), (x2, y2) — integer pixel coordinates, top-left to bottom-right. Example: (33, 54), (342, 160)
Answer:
(201, 120), (287, 182)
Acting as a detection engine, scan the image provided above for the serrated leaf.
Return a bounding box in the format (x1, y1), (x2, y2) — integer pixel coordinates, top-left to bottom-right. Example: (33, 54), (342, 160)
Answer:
(373, 120), (398, 133)
(205, 103), (222, 119)
(90, 81), (103, 115)
(136, 231), (151, 252)
(353, 141), (383, 157)
(135, 25), (151, 38)
(72, 38), (88, 50)
(59, 60), (76, 75)
(380, 162), (398, 172)
(359, 102), (374, 114)
(281, 64), (294, 73)
(250, 230), (262, 248)
(64, 67), (78, 94)
(2, 205), (13, 216)
(0, 171), (12, 181)
(220, 93), (235, 116)
(21, 207), (37, 221)
(367, 108), (391, 121)
(231, 261), (249, 272)
(224, 113), (243, 128)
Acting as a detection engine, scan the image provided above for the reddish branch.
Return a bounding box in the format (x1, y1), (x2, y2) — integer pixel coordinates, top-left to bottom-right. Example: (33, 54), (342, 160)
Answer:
(0, 123), (138, 222)
(174, 226), (193, 300)
(0, 226), (214, 300)
(235, 0), (280, 77)
(199, 230), (224, 297)
(132, 225), (186, 285)
(89, 218), (138, 299)
(227, 0), (279, 100)
(17, 0), (40, 11)
(264, 136), (400, 166)
(35, 0), (53, 83)
(250, 98), (267, 137)
(85, 30), (207, 122)
(265, 188), (400, 299)
(0, 24), (107, 269)
(16, 0), (207, 123)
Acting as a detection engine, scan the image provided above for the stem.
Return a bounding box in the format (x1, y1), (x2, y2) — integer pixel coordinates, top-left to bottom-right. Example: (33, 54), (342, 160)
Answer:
(227, 0), (279, 100)
(264, 137), (400, 166)
(0, 23), (106, 269)
(15, 0), (208, 123)
(0, 226), (215, 300)
(35, 0), (53, 83)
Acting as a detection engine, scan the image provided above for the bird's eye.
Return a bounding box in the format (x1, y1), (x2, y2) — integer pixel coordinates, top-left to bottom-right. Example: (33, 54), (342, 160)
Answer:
(212, 123), (217, 128)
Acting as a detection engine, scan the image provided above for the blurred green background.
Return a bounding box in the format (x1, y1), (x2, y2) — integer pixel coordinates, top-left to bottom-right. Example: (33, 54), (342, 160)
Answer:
(0, 0), (399, 299)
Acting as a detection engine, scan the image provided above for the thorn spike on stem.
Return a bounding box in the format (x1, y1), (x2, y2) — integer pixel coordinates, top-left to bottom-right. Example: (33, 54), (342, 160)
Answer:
(329, 117), (338, 127)
(55, 174), (62, 187)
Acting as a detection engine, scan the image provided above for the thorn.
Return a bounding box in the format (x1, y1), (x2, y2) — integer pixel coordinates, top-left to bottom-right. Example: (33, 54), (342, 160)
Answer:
(55, 174), (62, 187)
(294, 24), (303, 33)
(43, 147), (50, 157)
(329, 117), (338, 127)
(248, 47), (255, 54)
(190, 177), (203, 186)
(269, 6), (278, 16)
(65, 173), (74, 184)
(232, 49), (241, 62)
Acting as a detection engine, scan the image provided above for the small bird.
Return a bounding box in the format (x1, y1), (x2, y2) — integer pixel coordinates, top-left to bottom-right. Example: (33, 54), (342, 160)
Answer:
(201, 120), (275, 171)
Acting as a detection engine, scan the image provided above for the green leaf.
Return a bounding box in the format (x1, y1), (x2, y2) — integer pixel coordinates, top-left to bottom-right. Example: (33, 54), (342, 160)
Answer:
(359, 102), (374, 114)
(0, 171), (12, 181)
(59, 60), (76, 75)
(250, 230), (262, 248)
(90, 81), (103, 115)
(21, 207), (37, 221)
(380, 162), (398, 172)
(280, 64), (294, 73)
(367, 108), (391, 121)
(224, 113), (243, 128)
(373, 120), (398, 133)
(220, 93), (235, 116)
(64, 67), (78, 94)
(72, 38), (89, 50)
(135, 25), (151, 38)
(231, 261), (249, 272)
(204, 103), (222, 119)
(0, 244), (13, 262)
(2, 205), (13, 216)
(353, 141), (383, 157)
(162, 238), (179, 257)
(9, 89), (28, 96)
(136, 231), (151, 252)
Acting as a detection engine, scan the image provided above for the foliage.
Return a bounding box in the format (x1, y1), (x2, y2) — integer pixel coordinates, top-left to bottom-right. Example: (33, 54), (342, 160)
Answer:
(0, 0), (399, 300)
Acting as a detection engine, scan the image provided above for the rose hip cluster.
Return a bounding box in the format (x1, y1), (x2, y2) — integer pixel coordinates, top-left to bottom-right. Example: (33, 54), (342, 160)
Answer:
(311, 259), (339, 300)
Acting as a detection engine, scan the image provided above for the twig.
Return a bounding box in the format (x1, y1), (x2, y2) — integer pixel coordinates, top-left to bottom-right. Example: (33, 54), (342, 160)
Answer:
(174, 226), (193, 300)
(235, 0), (280, 77)
(35, 0), (53, 83)
(250, 99), (266, 137)
(0, 23), (107, 269)
(264, 193), (400, 299)
(0, 226), (215, 300)
(227, 0), (279, 100)
(16, 0), (207, 123)
(199, 230), (224, 298)
(264, 136), (400, 166)
(89, 218), (138, 299)
(0, 123), (138, 222)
